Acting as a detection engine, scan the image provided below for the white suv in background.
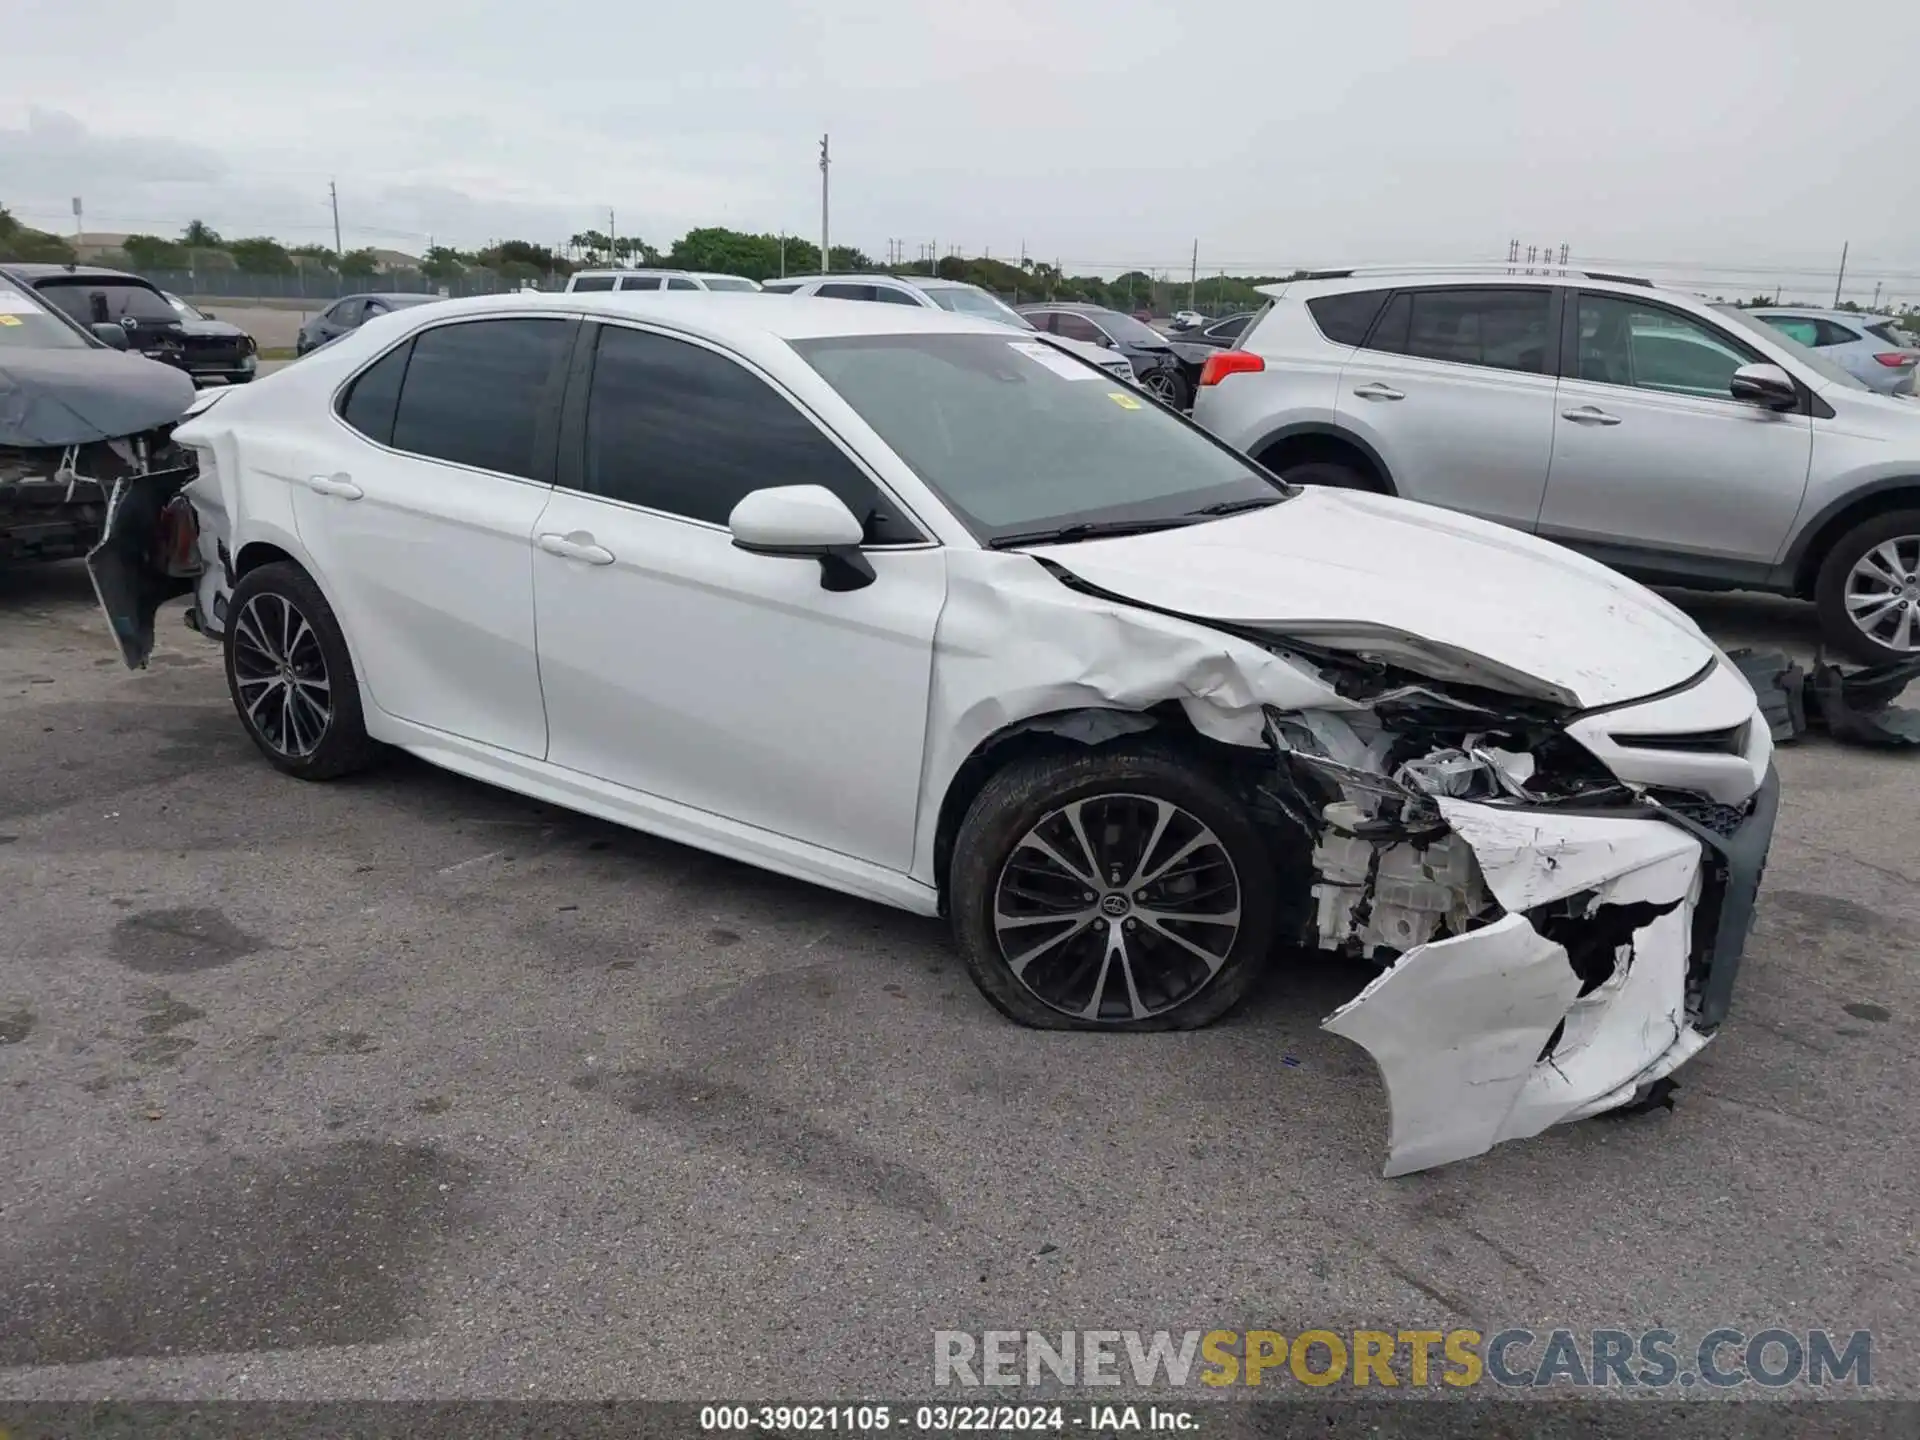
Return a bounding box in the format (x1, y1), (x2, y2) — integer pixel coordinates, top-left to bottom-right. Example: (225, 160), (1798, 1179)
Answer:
(764, 273), (1138, 383)
(565, 269), (761, 293)
(1193, 265), (1920, 661)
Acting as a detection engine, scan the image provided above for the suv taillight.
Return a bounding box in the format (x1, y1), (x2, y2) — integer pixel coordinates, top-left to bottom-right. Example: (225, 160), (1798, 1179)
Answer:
(1199, 351), (1264, 387)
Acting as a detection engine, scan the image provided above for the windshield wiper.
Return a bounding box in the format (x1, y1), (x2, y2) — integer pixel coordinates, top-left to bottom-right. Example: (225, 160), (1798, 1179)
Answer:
(1185, 496), (1284, 517)
(985, 517), (1201, 550)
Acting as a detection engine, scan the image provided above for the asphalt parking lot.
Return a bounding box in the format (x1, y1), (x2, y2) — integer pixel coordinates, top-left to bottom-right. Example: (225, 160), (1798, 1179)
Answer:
(1, 563), (1915, 1403)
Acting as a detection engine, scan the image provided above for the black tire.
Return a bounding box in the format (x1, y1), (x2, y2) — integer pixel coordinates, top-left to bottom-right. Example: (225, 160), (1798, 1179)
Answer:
(1276, 459), (1380, 492)
(950, 744), (1277, 1031)
(1813, 509), (1920, 663)
(223, 561), (380, 780)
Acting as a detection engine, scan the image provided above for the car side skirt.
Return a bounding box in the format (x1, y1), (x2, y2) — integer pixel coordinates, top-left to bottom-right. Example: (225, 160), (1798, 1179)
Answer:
(365, 706), (944, 918)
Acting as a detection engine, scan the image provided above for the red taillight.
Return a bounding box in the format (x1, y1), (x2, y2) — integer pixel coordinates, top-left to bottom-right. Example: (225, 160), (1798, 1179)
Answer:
(1200, 351), (1264, 386)
(1873, 352), (1918, 368)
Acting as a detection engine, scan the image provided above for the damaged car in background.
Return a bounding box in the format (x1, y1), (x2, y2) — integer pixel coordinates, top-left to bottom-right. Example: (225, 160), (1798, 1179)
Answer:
(86, 293), (1776, 1176)
(0, 276), (196, 566)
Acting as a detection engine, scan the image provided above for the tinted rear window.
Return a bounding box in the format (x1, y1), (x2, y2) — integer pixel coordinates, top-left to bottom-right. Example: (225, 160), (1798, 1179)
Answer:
(1306, 290), (1390, 346)
(389, 318), (574, 480)
(571, 276), (618, 292)
(337, 341), (412, 445)
(1866, 322), (1919, 348)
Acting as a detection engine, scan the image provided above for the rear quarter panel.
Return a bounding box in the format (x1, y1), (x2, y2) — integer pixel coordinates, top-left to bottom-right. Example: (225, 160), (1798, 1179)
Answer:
(1190, 298), (1349, 455)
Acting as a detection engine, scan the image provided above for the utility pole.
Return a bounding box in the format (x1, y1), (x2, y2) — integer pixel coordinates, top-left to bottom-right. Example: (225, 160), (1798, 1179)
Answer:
(1834, 241), (1849, 307)
(818, 134), (830, 275)
(1189, 238), (1198, 310)
(330, 179), (343, 259)
(779, 233), (787, 279)
(71, 196), (83, 255)
(609, 208), (617, 264)
(1872, 280), (1882, 310)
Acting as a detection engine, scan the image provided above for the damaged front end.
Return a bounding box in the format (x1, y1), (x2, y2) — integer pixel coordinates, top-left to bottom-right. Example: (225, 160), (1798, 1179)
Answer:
(1253, 648), (1777, 1176)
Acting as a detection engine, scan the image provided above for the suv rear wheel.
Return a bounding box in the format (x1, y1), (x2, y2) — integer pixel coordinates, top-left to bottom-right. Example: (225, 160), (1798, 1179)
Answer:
(1814, 510), (1920, 662)
(1276, 460), (1379, 492)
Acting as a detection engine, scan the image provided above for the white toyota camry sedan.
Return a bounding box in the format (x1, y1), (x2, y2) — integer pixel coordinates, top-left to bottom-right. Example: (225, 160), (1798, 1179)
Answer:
(90, 291), (1778, 1176)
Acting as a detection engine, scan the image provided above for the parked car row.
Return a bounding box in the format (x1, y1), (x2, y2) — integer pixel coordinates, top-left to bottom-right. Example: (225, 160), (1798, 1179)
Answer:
(1190, 265), (1920, 661)
(81, 288), (1778, 1176)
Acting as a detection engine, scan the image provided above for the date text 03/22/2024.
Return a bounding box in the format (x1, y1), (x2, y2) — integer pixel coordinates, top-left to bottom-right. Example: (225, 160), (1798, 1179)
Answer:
(699, 1404), (1194, 1433)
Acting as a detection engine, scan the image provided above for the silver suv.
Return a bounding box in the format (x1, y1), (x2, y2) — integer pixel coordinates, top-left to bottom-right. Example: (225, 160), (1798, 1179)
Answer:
(1193, 265), (1920, 661)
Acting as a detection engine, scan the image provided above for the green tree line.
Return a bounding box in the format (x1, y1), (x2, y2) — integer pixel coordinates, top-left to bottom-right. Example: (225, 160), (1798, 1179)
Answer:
(3, 204), (1298, 311)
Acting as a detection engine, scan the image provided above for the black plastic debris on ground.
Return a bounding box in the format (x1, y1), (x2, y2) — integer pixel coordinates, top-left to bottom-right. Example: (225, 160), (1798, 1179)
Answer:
(1726, 648), (1920, 748)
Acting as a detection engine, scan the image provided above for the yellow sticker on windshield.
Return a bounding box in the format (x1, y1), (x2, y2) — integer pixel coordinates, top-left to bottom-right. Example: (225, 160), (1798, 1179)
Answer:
(1107, 391), (1142, 410)
(0, 315), (20, 327)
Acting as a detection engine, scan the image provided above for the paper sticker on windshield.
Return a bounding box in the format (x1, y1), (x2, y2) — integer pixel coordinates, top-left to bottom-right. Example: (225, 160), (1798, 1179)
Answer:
(0, 289), (44, 316)
(1107, 391), (1143, 410)
(1009, 340), (1099, 380)
(0, 315), (21, 327)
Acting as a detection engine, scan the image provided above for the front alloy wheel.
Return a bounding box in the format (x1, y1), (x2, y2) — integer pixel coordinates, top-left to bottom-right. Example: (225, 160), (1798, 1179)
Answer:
(949, 744), (1278, 1031)
(993, 794), (1242, 1022)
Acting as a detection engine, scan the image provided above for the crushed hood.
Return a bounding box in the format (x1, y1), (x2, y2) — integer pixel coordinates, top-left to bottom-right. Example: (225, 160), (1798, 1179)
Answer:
(1029, 488), (1716, 709)
(0, 348), (198, 447)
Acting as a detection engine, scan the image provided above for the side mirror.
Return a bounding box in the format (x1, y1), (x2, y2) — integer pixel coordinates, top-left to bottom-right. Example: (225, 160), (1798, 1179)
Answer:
(729, 484), (875, 592)
(201, 309), (217, 319)
(91, 322), (130, 350)
(1729, 362), (1797, 410)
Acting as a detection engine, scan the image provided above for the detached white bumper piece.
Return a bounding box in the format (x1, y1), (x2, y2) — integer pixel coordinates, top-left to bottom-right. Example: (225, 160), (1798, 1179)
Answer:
(1323, 774), (1777, 1176)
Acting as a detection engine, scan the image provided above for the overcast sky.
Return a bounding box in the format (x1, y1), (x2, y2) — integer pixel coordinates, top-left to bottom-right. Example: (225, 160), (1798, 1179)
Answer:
(4, 0), (1917, 301)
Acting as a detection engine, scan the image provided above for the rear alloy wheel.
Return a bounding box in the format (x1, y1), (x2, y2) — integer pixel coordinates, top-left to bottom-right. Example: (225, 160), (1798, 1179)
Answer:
(1814, 510), (1920, 662)
(1140, 367), (1188, 409)
(950, 746), (1277, 1030)
(224, 562), (379, 779)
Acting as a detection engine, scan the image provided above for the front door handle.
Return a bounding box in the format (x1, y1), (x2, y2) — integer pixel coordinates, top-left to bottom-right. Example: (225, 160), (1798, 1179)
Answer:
(1561, 406), (1622, 426)
(1352, 382), (1405, 401)
(306, 473), (363, 499)
(537, 531), (615, 566)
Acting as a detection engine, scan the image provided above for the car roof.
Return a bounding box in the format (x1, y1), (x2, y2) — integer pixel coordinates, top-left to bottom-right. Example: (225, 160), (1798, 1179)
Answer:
(364, 289), (1012, 343)
(1750, 307), (1904, 324)
(571, 267), (693, 278)
(1255, 267), (1662, 301)
(796, 273), (943, 288)
(347, 292), (441, 305)
(1019, 301), (1120, 314)
(4, 262), (154, 283)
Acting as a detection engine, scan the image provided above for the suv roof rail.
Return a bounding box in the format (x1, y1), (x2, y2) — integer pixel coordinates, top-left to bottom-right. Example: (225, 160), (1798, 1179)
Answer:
(1292, 263), (1652, 286)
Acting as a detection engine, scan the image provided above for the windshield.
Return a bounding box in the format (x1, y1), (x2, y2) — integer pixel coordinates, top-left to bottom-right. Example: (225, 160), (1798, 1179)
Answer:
(699, 275), (760, 292)
(0, 285), (92, 349)
(1714, 304), (1870, 391)
(793, 332), (1283, 543)
(926, 285), (1035, 330)
(35, 278), (181, 328)
(1085, 309), (1167, 346)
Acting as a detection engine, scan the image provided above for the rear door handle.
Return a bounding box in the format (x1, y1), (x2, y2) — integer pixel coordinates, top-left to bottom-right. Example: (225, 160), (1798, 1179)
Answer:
(305, 473), (363, 499)
(537, 531), (615, 566)
(1352, 382), (1405, 401)
(1561, 406), (1622, 426)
